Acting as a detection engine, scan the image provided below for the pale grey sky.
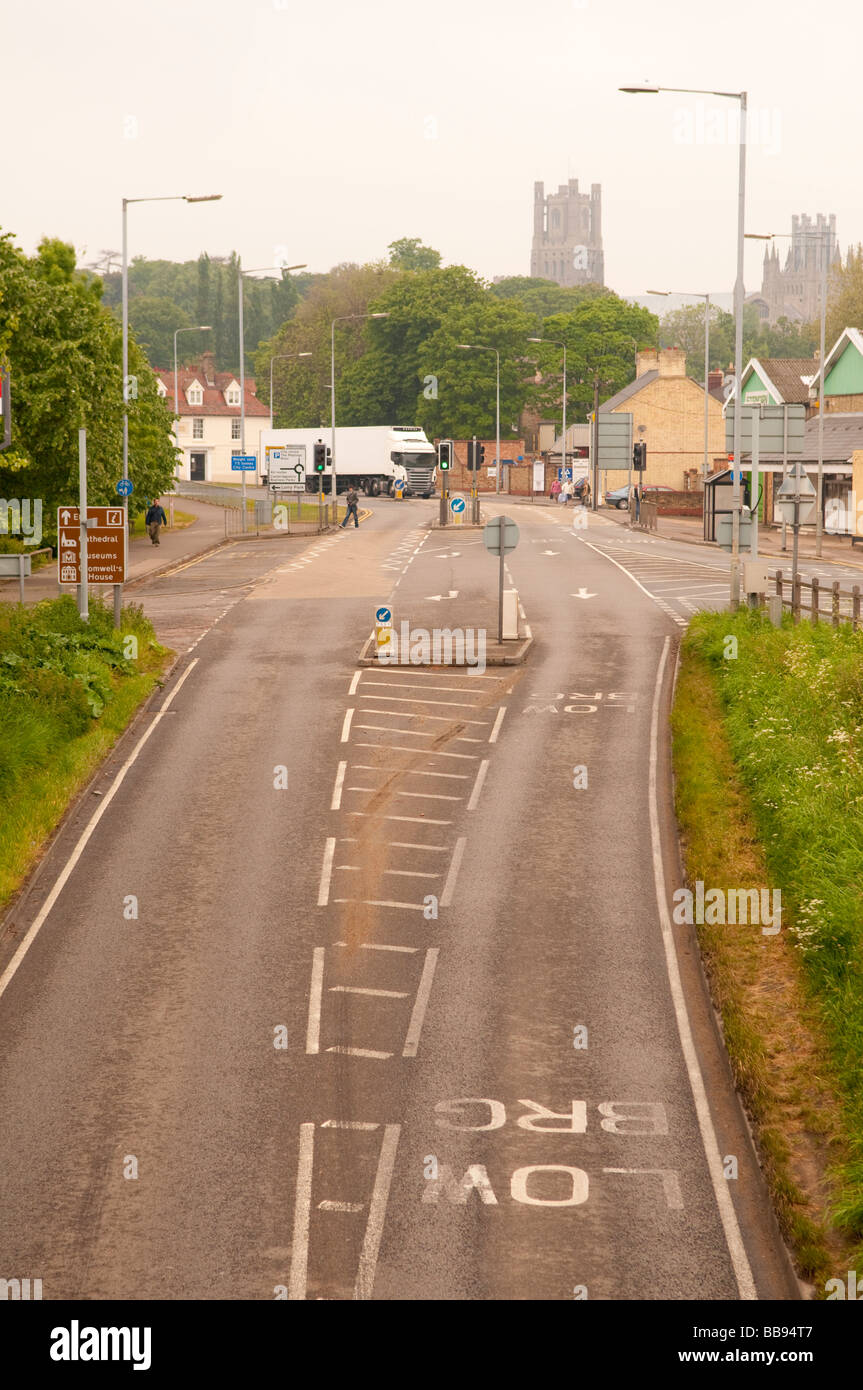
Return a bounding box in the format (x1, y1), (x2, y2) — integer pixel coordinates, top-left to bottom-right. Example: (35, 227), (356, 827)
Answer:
(4, 0), (860, 300)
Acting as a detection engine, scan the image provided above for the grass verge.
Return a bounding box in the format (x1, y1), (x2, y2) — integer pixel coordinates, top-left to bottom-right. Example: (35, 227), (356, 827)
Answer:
(0, 595), (171, 915)
(673, 608), (863, 1288)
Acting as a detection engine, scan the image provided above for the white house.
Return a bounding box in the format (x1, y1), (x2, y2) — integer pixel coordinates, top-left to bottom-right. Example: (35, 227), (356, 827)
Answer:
(156, 351), (270, 484)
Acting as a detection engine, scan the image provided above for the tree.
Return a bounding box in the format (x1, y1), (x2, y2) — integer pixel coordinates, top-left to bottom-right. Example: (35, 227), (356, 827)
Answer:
(0, 232), (177, 522)
(387, 238), (442, 272)
(530, 294), (659, 419)
(824, 245), (863, 347)
(490, 276), (610, 323)
(128, 296), (192, 368)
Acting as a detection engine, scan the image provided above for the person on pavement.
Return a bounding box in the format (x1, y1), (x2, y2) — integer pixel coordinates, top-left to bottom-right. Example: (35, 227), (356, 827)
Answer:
(549, 477), (562, 504)
(561, 478), (574, 506)
(341, 486), (360, 529)
(146, 499), (167, 546)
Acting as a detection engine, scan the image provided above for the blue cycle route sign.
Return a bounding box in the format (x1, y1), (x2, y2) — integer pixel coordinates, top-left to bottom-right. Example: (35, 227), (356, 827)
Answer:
(115, 479), (134, 496)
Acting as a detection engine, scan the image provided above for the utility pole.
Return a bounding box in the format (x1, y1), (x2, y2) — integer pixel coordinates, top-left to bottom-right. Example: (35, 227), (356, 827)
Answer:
(591, 375), (600, 510)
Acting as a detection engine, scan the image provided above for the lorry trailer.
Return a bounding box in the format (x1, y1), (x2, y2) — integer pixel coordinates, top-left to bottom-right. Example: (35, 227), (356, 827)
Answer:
(260, 425), (437, 497)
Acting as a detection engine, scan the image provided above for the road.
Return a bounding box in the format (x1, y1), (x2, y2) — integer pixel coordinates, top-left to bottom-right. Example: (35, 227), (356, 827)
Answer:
(0, 499), (800, 1300)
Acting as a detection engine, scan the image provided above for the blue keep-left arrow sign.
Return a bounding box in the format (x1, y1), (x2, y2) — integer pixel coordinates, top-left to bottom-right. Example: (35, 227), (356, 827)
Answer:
(376, 606), (392, 624)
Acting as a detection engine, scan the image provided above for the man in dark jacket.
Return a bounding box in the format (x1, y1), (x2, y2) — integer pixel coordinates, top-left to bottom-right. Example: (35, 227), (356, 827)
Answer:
(340, 487), (360, 528)
(146, 499), (168, 545)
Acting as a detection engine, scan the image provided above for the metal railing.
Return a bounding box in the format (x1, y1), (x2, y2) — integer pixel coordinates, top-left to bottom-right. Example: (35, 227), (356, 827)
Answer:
(773, 569), (862, 629)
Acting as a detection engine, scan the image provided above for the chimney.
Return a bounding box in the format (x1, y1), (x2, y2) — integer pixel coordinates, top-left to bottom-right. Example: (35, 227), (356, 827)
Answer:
(201, 350), (216, 387)
(708, 370), (723, 393)
(636, 349), (659, 378)
(658, 347), (686, 377)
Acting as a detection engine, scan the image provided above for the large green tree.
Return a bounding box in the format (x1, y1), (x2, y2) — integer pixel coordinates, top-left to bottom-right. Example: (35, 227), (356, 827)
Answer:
(659, 302), (818, 380)
(387, 238), (442, 272)
(0, 233), (177, 521)
(529, 294), (659, 420)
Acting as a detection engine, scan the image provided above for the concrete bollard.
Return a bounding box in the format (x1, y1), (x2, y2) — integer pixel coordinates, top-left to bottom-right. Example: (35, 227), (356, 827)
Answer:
(767, 594), (782, 627)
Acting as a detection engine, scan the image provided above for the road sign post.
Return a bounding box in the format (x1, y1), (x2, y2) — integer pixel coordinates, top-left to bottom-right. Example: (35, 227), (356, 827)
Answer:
(78, 430), (88, 622)
(483, 514), (520, 641)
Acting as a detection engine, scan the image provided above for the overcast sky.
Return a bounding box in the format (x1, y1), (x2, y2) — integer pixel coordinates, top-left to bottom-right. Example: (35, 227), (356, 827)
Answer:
(4, 0), (860, 302)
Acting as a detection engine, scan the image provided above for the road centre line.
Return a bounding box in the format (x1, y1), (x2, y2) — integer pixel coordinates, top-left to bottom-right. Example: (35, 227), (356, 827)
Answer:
(440, 836), (467, 907)
(489, 707), (506, 743)
(340, 709), (355, 742)
(318, 838), (336, 906)
(402, 948), (440, 1058)
(648, 637), (756, 1300)
(306, 947), (325, 1054)
(288, 1123), (315, 1299)
(354, 1125), (402, 1300)
(467, 759), (490, 811)
(0, 659), (200, 1006)
(331, 761), (347, 810)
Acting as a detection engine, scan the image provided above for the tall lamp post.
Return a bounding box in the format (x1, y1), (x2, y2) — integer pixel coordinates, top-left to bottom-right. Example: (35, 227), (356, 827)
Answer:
(122, 192), (221, 622)
(238, 261), (306, 530)
(528, 337), (567, 494)
(646, 289), (712, 481)
(746, 228), (832, 556)
(330, 312), (389, 524)
(173, 324), (211, 484)
(269, 352), (312, 432)
(621, 82), (747, 607)
(457, 343), (501, 498)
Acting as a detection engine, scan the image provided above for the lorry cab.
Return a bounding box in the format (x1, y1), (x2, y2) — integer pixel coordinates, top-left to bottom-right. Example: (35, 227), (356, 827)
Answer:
(388, 426), (437, 497)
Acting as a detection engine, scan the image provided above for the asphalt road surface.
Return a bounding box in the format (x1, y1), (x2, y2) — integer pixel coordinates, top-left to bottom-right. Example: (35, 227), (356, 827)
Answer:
(0, 499), (800, 1300)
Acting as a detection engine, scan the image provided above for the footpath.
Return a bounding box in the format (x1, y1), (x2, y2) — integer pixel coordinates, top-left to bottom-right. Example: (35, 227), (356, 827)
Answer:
(0, 496), (230, 608)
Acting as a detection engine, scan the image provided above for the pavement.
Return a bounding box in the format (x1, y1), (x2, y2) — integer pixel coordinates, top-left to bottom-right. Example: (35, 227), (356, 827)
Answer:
(0, 497), (800, 1301)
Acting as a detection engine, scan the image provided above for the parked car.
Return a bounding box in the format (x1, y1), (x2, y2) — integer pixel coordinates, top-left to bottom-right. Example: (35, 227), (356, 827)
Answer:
(603, 483), (675, 510)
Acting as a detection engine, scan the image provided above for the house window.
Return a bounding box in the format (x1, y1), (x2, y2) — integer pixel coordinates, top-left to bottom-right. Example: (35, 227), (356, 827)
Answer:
(193, 418), (204, 439)
(232, 418), (241, 440)
(226, 387), (241, 406)
(187, 386), (203, 406)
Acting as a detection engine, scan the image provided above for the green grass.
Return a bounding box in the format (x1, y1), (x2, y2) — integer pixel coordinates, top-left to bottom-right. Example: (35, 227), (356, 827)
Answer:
(674, 608), (863, 1281)
(0, 596), (170, 912)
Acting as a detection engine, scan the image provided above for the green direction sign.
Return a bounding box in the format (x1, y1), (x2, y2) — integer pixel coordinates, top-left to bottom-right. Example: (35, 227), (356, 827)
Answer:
(725, 403), (806, 455)
(597, 412), (632, 468)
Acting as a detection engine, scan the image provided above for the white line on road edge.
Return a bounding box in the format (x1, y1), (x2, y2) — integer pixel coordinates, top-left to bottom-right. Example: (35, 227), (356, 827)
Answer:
(440, 837), (467, 907)
(648, 636), (757, 1300)
(340, 708), (355, 743)
(0, 659), (200, 1007)
(402, 947), (439, 1057)
(317, 839), (336, 906)
(331, 761), (347, 810)
(354, 1123), (402, 1300)
(306, 947), (325, 1054)
(488, 707), (507, 744)
(467, 759), (490, 810)
(578, 536), (689, 626)
(288, 1122), (315, 1300)
(349, 671), (362, 695)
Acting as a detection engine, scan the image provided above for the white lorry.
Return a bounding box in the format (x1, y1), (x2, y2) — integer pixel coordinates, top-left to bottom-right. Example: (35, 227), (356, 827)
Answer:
(259, 425), (437, 498)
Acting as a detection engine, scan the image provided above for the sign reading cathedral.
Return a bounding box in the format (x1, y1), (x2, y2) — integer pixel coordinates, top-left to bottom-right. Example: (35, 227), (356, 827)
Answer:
(531, 179), (604, 288)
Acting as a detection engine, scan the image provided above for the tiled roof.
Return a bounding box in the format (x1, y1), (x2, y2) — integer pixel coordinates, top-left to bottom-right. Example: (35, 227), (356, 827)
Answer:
(751, 358), (817, 403)
(599, 371), (656, 411)
(155, 366), (269, 418)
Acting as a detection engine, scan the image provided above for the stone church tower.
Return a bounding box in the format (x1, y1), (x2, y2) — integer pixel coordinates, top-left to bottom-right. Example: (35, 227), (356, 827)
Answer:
(748, 213), (840, 325)
(530, 179), (604, 287)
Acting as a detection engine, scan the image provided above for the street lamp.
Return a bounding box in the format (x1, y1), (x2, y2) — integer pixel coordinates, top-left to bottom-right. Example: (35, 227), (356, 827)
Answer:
(121, 192), (221, 623)
(331, 312), (389, 523)
(529, 337), (567, 497)
(173, 325), (211, 481)
(269, 352), (312, 431)
(622, 83), (747, 607)
(745, 228), (832, 555)
(646, 289), (712, 482)
(238, 261), (307, 528)
(457, 343), (501, 498)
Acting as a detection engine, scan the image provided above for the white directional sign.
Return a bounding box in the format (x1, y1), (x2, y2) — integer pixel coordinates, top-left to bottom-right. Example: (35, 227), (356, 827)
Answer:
(267, 445), (306, 491)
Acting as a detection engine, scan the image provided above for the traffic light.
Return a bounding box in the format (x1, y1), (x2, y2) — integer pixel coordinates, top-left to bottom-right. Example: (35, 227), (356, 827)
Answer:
(466, 441), (477, 471)
(477, 443), (485, 468)
(632, 441), (647, 471)
(313, 442), (326, 473)
(438, 441), (451, 470)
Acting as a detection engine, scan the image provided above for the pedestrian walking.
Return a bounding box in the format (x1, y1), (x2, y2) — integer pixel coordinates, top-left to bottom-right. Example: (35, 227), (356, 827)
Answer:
(146, 498), (167, 546)
(549, 477), (562, 504)
(561, 479), (574, 506)
(341, 486), (360, 529)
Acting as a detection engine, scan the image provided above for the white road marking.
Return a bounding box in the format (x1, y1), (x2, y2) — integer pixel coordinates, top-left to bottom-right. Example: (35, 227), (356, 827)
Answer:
(361, 681), (487, 694)
(385, 869), (440, 878)
(333, 898), (426, 910)
(317, 838), (336, 906)
(361, 694), (486, 709)
(349, 812), (453, 825)
(440, 836), (467, 907)
(579, 537), (689, 626)
(340, 708), (355, 742)
(352, 765), (468, 780)
(321, 1120), (379, 1129)
(334, 941), (419, 953)
(359, 708), (489, 725)
(467, 759), (490, 810)
(489, 707), (506, 744)
(386, 841), (449, 852)
(318, 1200), (364, 1212)
(647, 636), (757, 1299)
(356, 743), (478, 760)
(0, 659), (200, 1006)
(288, 1123), (315, 1300)
(402, 948), (439, 1057)
(330, 761), (347, 810)
(326, 1045), (392, 1060)
(354, 1124), (401, 1304)
(305, 948), (325, 1054)
(329, 985), (409, 998)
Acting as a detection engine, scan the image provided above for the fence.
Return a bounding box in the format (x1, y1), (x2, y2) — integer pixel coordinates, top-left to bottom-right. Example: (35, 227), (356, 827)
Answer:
(773, 569), (862, 630)
(170, 483), (329, 538)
